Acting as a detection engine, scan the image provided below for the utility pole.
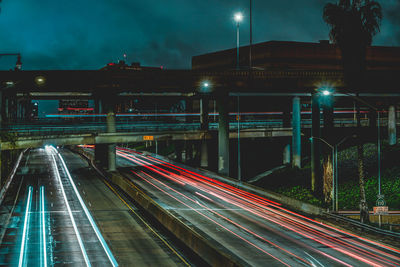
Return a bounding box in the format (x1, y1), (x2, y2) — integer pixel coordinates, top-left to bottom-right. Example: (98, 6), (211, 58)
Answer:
(249, 0), (252, 70)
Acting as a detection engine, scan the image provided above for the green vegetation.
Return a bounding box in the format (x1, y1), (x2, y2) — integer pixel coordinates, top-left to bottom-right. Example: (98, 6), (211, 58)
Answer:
(255, 142), (400, 210)
(0, 131), (17, 148)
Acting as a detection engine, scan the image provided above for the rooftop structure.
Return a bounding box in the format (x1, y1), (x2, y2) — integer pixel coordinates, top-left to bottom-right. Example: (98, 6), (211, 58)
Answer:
(192, 40), (400, 71)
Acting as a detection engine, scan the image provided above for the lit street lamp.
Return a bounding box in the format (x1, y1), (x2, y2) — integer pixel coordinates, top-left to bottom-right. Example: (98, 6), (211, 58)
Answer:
(234, 12), (243, 70)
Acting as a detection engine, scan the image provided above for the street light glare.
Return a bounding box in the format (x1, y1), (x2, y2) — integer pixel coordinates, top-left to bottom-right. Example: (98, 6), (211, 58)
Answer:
(322, 90), (331, 96)
(234, 12), (243, 23)
(203, 82), (209, 88)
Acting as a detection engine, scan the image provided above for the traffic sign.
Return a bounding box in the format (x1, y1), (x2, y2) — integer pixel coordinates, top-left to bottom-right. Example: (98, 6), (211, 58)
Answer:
(143, 135), (154, 141)
(376, 194), (386, 206)
(373, 206), (389, 215)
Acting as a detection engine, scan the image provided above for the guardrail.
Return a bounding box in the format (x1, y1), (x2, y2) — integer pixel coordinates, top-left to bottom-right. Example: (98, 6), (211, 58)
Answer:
(323, 212), (400, 238)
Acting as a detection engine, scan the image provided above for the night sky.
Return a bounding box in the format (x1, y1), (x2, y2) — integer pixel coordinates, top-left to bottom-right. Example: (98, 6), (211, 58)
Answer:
(0, 0), (399, 70)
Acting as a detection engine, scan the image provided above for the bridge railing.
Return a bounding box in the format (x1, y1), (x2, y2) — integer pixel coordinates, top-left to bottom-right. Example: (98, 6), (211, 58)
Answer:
(1, 116), (388, 137)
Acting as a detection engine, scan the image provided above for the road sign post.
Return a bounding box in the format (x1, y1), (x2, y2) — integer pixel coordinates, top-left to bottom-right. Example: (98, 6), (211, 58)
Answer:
(373, 195), (388, 228)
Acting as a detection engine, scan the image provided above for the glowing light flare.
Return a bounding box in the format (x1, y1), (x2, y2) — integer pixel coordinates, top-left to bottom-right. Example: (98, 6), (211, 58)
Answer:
(322, 90), (331, 96)
(18, 186), (33, 267)
(234, 12), (243, 23)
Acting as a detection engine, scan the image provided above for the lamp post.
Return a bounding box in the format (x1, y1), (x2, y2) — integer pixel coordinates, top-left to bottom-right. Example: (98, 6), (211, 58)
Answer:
(234, 12), (243, 70)
(237, 96), (241, 181)
(377, 109), (381, 196)
(310, 136), (336, 212)
(249, 0), (252, 70)
(341, 91), (382, 203)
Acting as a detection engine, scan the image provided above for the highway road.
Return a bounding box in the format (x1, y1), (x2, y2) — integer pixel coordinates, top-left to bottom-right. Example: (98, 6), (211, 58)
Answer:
(0, 148), (191, 266)
(111, 147), (400, 267)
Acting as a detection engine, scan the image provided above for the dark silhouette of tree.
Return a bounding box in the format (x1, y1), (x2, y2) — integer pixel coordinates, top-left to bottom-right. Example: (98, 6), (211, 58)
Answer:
(323, 0), (382, 223)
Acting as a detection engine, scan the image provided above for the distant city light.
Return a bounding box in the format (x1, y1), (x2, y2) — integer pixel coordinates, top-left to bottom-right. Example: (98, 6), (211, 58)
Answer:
(203, 82), (209, 88)
(234, 12), (243, 23)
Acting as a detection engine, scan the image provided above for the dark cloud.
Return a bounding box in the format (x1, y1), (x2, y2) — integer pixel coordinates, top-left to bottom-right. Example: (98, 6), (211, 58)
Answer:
(380, 0), (400, 45)
(0, 0), (398, 70)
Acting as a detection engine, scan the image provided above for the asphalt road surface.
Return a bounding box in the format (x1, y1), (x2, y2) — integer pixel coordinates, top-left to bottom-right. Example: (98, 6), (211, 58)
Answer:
(113, 147), (400, 267)
(0, 148), (190, 266)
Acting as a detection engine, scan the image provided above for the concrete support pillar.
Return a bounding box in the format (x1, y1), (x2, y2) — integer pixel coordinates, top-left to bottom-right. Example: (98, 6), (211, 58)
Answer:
(217, 95), (230, 176)
(106, 103), (117, 171)
(311, 93), (322, 194)
(283, 143), (291, 165)
(107, 110), (116, 133)
(108, 144), (116, 171)
(200, 96), (209, 130)
(292, 97), (301, 168)
(388, 105), (397, 145)
(200, 140), (209, 168)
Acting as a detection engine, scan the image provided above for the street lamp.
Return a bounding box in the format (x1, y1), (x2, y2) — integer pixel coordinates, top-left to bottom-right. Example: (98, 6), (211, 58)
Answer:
(234, 12), (243, 70)
(340, 91), (382, 203)
(322, 90), (331, 96)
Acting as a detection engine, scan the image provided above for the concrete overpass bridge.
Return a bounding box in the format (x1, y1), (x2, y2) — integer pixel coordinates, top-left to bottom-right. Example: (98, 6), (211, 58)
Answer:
(1, 68), (400, 181)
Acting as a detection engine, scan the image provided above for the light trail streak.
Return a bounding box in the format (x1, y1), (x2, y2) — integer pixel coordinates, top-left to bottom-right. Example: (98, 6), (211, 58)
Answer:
(18, 186), (32, 267)
(46, 146), (91, 267)
(118, 149), (281, 208)
(131, 169), (292, 266)
(122, 148), (400, 260)
(134, 169), (312, 266)
(40, 186), (48, 267)
(117, 152), (312, 264)
(116, 148), (400, 266)
(53, 146), (119, 267)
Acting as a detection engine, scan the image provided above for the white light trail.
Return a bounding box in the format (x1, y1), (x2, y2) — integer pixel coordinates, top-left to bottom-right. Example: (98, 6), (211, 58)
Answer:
(40, 186), (48, 267)
(18, 186), (32, 267)
(53, 147), (118, 267)
(46, 146), (91, 267)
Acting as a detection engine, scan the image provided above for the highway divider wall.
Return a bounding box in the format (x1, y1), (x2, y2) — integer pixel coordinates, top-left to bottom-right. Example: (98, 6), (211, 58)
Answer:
(72, 146), (246, 267)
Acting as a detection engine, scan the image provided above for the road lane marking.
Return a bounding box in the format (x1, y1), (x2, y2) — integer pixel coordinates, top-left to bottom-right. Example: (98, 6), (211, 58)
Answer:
(18, 186), (32, 267)
(55, 147), (118, 267)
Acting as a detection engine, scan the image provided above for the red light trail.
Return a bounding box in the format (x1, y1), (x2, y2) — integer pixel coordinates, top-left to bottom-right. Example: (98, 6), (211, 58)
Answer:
(86, 145), (400, 266)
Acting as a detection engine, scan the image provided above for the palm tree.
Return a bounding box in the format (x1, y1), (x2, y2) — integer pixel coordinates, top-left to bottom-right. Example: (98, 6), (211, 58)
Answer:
(323, 0), (382, 223)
